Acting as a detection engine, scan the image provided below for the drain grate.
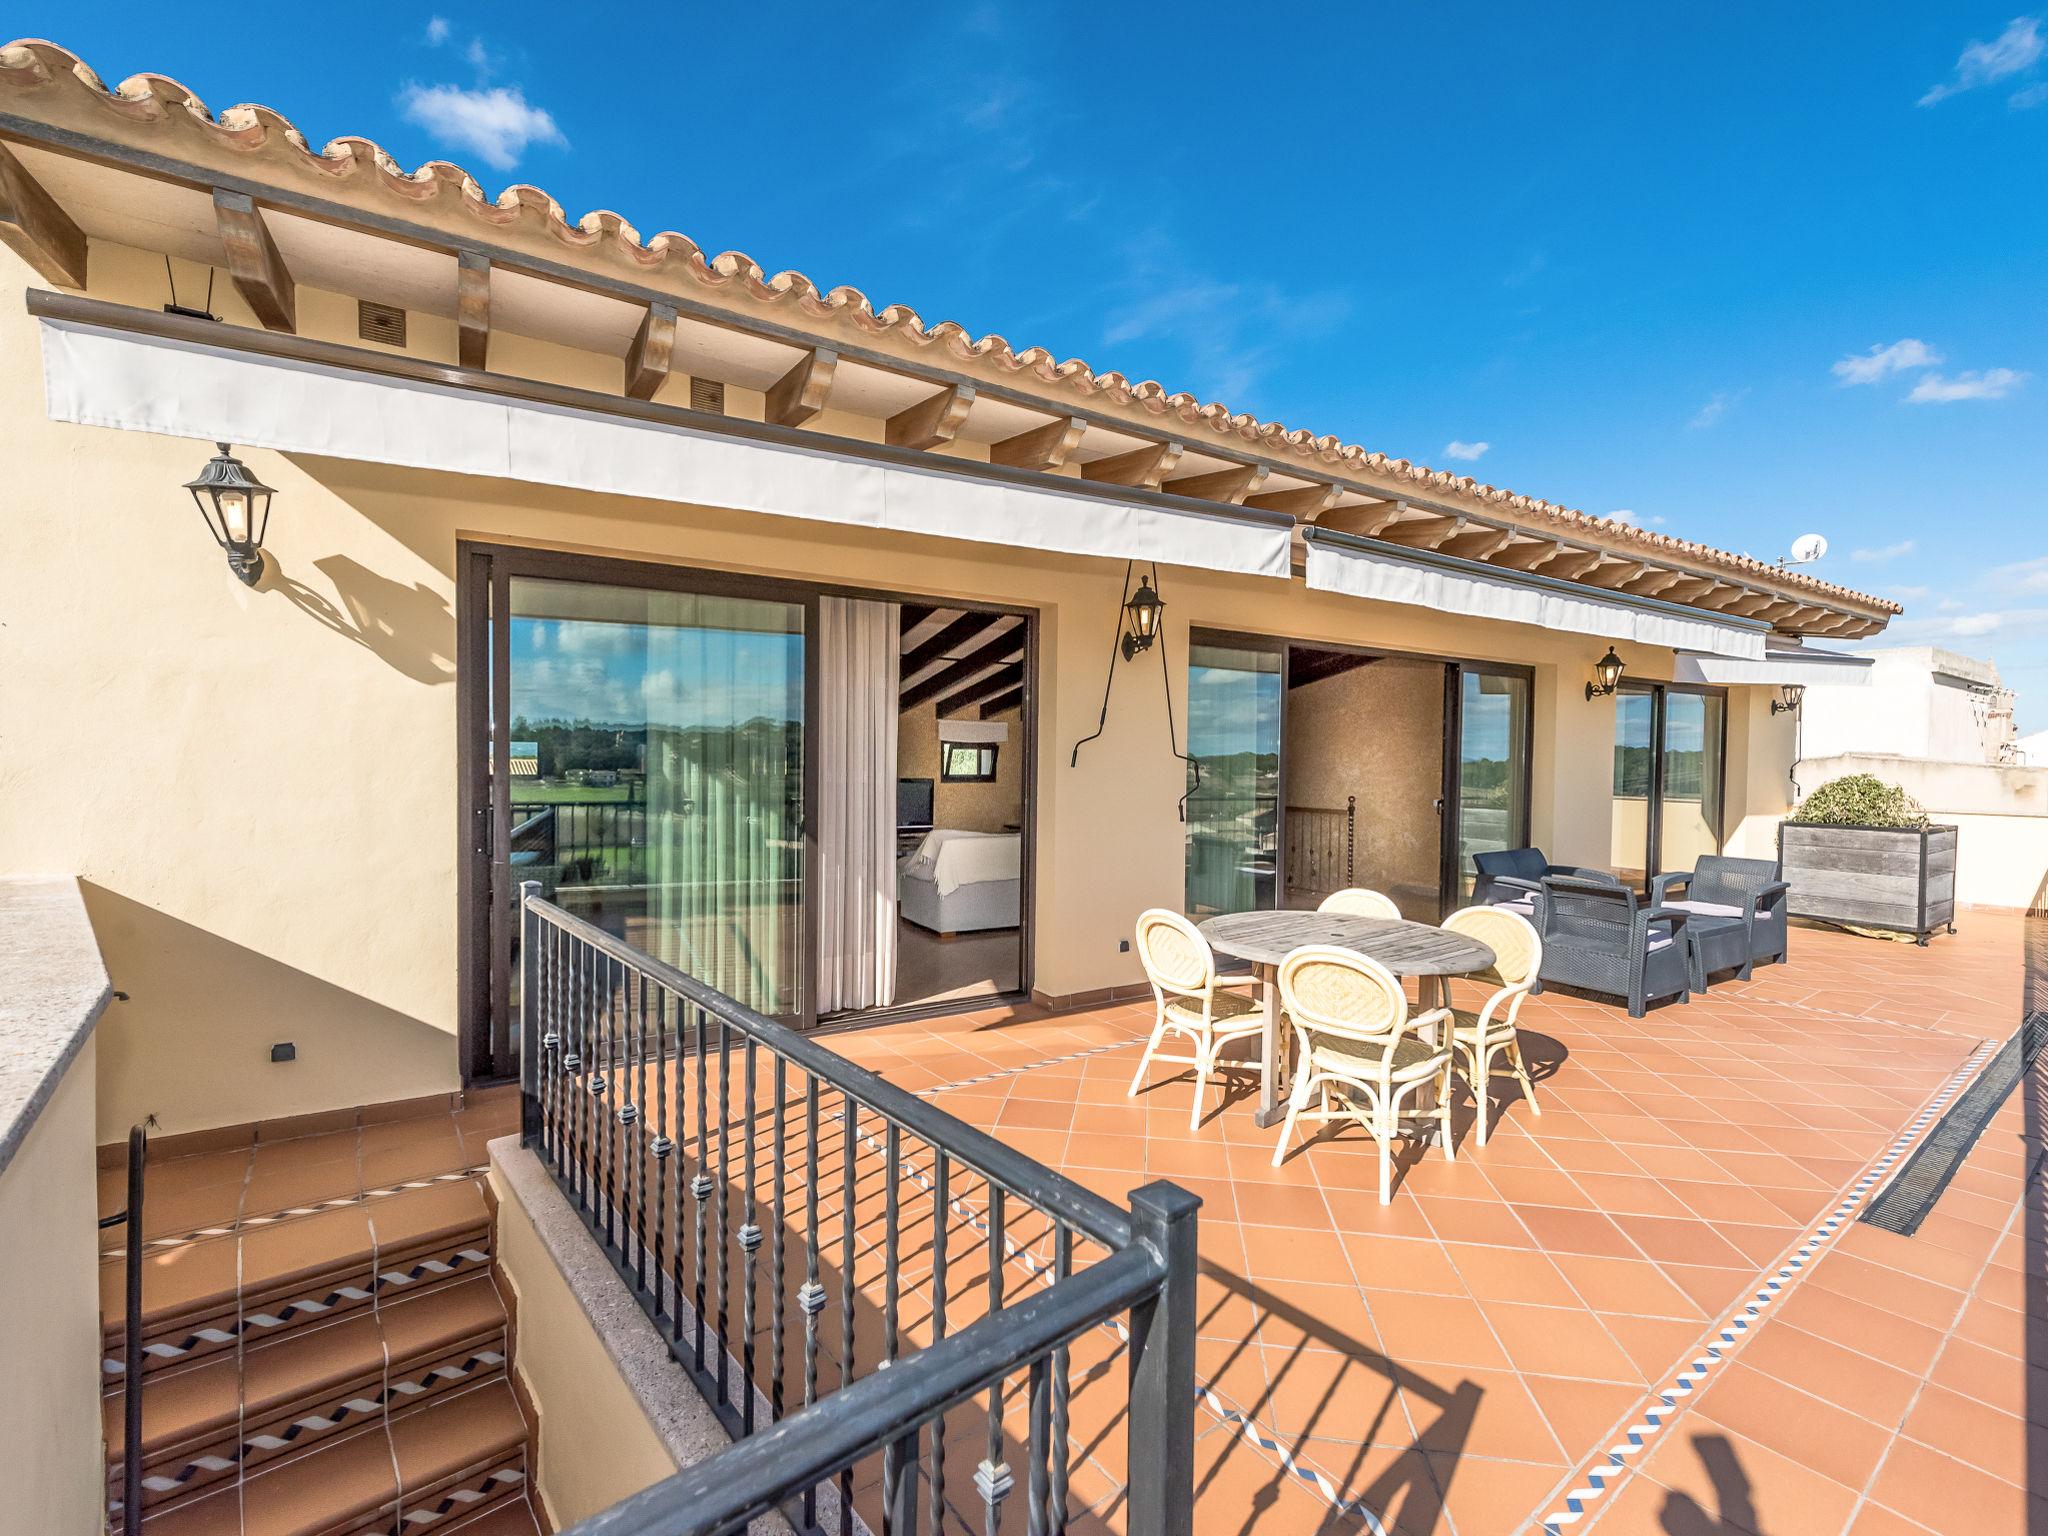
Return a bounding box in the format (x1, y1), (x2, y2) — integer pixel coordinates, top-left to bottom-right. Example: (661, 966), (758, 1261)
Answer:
(1860, 1009), (2048, 1236)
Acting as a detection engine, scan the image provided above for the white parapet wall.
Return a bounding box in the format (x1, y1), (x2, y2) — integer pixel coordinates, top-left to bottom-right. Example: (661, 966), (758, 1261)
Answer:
(1793, 753), (2048, 913)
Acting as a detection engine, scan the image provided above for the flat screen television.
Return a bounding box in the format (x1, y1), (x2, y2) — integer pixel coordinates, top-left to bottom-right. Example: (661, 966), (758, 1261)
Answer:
(897, 777), (935, 831)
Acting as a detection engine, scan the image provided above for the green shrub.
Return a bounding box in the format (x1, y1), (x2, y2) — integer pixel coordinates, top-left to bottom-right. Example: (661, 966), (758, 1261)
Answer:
(1792, 773), (1928, 829)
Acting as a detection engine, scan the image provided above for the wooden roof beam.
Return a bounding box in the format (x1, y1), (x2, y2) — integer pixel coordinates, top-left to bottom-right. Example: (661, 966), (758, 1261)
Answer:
(935, 661), (1025, 717)
(213, 189), (294, 332)
(1246, 483), (1347, 518)
(1489, 539), (1568, 572)
(457, 251), (490, 371)
(1377, 515), (1466, 551)
(0, 141), (86, 288)
(1165, 464), (1269, 505)
(624, 302), (677, 401)
(978, 685), (1025, 720)
(1316, 498), (1409, 538)
(765, 347), (837, 427)
(901, 639), (1026, 710)
(1580, 558), (1649, 590)
(901, 611), (1009, 679)
(1547, 549), (1609, 581)
(1623, 570), (1688, 598)
(1081, 441), (1183, 491)
(1657, 575), (1720, 603)
(990, 415), (1085, 470)
(888, 383), (975, 450)
(1445, 526), (1518, 561)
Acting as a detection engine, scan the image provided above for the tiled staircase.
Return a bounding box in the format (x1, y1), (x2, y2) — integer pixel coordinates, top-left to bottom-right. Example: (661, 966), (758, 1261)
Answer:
(99, 1093), (547, 1535)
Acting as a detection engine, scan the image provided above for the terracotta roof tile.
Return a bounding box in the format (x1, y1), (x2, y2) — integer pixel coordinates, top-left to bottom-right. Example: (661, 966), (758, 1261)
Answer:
(0, 37), (1898, 618)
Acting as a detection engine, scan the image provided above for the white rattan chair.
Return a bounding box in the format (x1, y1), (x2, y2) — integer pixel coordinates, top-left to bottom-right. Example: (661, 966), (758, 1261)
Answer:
(1272, 945), (1453, 1201)
(1317, 888), (1402, 920)
(1130, 910), (1267, 1130)
(1440, 905), (1544, 1145)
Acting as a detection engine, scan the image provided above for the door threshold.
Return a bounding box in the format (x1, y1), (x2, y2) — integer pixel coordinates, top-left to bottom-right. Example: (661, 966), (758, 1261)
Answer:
(815, 989), (1037, 1035)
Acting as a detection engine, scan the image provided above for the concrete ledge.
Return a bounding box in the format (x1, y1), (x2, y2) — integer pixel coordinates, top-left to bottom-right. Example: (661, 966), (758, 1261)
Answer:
(0, 877), (112, 1177)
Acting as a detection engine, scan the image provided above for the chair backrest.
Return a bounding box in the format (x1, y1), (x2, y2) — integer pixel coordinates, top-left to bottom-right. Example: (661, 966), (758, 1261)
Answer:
(1134, 909), (1217, 999)
(1473, 848), (1547, 883)
(1277, 945), (1409, 1044)
(1537, 875), (1641, 947)
(1442, 904), (1542, 989)
(1318, 887), (1402, 920)
(1691, 855), (1779, 908)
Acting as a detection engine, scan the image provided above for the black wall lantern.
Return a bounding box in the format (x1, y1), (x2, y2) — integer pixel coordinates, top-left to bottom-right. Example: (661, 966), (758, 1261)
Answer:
(1771, 683), (1805, 715)
(185, 442), (275, 585)
(1120, 575), (1165, 660)
(1585, 646), (1627, 701)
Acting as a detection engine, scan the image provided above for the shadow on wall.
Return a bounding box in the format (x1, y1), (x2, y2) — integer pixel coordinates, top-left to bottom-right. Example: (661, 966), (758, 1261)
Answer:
(265, 553), (455, 685)
(80, 883), (460, 1142)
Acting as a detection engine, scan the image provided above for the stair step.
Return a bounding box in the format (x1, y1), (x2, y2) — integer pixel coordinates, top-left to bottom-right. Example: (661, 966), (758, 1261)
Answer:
(438, 1498), (545, 1536)
(107, 1273), (508, 1516)
(103, 1177), (492, 1378)
(137, 1379), (529, 1536)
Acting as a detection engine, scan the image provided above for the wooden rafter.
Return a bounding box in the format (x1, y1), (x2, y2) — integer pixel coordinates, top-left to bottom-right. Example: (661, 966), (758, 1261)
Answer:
(1246, 483), (1346, 517)
(1490, 540), (1567, 572)
(990, 416), (1086, 470)
(901, 640), (1026, 710)
(978, 685), (1025, 720)
(213, 189), (294, 332)
(1546, 549), (1608, 581)
(936, 661), (1025, 717)
(1580, 558), (1649, 590)
(0, 141), (86, 288)
(899, 603), (938, 635)
(887, 384), (975, 450)
(1081, 441), (1183, 490)
(624, 302), (677, 401)
(1378, 515), (1467, 551)
(457, 251), (491, 371)
(765, 347), (837, 427)
(1164, 464), (1268, 505)
(900, 612), (1009, 680)
(1447, 526), (1518, 561)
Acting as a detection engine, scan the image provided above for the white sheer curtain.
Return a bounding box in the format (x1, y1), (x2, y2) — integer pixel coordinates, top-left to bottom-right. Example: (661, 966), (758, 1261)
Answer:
(816, 596), (899, 1012)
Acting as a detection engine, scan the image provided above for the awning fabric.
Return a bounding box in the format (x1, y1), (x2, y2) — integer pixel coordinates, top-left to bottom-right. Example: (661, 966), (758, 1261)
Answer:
(38, 317), (1293, 580)
(1304, 533), (1768, 661)
(1673, 645), (1872, 687)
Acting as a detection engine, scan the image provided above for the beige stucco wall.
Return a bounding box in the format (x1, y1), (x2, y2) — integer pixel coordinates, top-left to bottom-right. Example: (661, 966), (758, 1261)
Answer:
(897, 701), (1026, 833)
(489, 1155), (679, 1528)
(1284, 658), (1444, 912)
(0, 1035), (105, 1534)
(1, 238), (1798, 1138)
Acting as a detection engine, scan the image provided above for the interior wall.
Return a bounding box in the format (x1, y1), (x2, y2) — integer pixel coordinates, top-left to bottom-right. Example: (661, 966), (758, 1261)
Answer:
(1283, 659), (1445, 913)
(897, 701), (1025, 833)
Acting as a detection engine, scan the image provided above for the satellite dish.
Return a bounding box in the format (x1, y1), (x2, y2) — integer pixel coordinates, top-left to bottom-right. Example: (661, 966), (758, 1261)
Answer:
(1788, 533), (1828, 566)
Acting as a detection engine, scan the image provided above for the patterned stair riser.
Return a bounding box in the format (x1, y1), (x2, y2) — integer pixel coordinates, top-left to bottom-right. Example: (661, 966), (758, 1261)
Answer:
(390, 1455), (528, 1532)
(103, 1242), (492, 1376)
(108, 1337), (508, 1521)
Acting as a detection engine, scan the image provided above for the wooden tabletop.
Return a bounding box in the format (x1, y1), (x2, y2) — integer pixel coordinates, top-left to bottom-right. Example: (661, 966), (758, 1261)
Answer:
(1198, 910), (1496, 975)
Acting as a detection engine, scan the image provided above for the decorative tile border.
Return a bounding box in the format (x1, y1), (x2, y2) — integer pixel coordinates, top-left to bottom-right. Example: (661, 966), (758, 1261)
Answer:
(103, 1166), (488, 1260)
(1534, 1035), (1998, 1534)
(400, 1463), (526, 1527)
(911, 1035), (1146, 1100)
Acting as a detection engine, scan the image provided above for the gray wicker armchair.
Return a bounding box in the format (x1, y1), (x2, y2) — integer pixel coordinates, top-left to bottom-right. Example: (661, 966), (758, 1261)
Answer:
(1651, 856), (1790, 984)
(1535, 875), (1692, 1018)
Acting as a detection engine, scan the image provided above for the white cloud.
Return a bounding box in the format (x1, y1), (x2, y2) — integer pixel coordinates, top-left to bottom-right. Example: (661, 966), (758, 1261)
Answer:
(1444, 440), (1490, 462)
(1605, 509), (1666, 527)
(424, 16), (451, 45)
(1905, 367), (2029, 403)
(1919, 16), (2044, 106)
(1989, 555), (2048, 592)
(398, 83), (565, 171)
(1953, 612), (2005, 636)
(1886, 606), (2048, 643)
(1889, 585), (1932, 601)
(1688, 389), (1745, 429)
(1832, 339), (1942, 385)
(2015, 80), (2048, 108)
(1852, 539), (1916, 562)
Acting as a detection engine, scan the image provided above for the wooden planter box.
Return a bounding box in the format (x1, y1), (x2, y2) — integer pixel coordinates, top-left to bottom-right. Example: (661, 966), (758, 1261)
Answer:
(1777, 821), (1958, 944)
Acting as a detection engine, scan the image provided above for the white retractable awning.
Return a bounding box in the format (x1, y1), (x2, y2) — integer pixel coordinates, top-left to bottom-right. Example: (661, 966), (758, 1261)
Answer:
(1304, 531), (1769, 660)
(1672, 644), (1872, 687)
(37, 316), (1294, 580)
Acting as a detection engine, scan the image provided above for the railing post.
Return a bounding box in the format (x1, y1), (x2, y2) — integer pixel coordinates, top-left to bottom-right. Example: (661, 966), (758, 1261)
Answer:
(519, 879), (542, 1143)
(1126, 1180), (1199, 1536)
(121, 1123), (147, 1534)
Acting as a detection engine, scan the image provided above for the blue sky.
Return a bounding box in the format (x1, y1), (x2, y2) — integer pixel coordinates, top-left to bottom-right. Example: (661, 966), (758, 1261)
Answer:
(46, 5), (2048, 728)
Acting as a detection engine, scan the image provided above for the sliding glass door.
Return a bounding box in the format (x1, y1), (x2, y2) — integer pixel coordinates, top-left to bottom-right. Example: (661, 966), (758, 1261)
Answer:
(1610, 682), (1725, 886)
(1448, 666), (1532, 905)
(1185, 640), (1282, 915)
(465, 554), (810, 1079)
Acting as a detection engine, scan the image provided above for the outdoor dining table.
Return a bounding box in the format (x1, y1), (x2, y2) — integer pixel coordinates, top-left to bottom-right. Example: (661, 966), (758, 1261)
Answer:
(1197, 910), (1498, 1129)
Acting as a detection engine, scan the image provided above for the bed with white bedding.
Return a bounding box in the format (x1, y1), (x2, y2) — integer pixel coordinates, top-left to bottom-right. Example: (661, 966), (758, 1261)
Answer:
(898, 829), (1021, 935)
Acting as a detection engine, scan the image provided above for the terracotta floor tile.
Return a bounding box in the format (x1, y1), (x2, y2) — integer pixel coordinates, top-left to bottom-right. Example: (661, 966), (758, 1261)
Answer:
(1338, 1233), (1465, 1298)
(1415, 1193), (1536, 1249)
(1637, 1424), (1859, 1536)
(1897, 1383), (2040, 1489)
(1489, 1301), (1644, 1384)
(1517, 1204), (1640, 1259)
(1688, 1361), (1892, 1491)
(1803, 1251), (1969, 1333)
(1926, 1334), (2048, 1425)
(1522, 1373), (1651, 1463)
(1363, 1290), (1512, 1371)
(1739, 1319), (1924, 1429)
(1599, 1314), (1709, 1386)
(1441, 1242), (1580, 1308)
(1552, 1253), (1703, 1320)
(1865, 1435), (2043, 1534)
(1611, 1213), (1753, 1270)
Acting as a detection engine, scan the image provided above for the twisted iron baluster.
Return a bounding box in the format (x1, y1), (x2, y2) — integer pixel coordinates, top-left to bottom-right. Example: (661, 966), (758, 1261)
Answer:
(977, 1185), (1011, 1536)
(566, 940), (587, 1213)
(880, 1121), (904, 1527)
(1026, 1355), (1052, 1536)
(691, 1002), (711, 1372)
(1049, 1224), (1072, 1536)
(838, 1090), (857, 1536)
(716, 1016), (732, 1414)
(799, 1074), (823, 1531)
(594, 954), (615, 1246)
(650, 983), (674, 1327)
(770, 1055), (787, 1426)
(739, 1038), (760, 1435)
(928, 1152), (950, 1536)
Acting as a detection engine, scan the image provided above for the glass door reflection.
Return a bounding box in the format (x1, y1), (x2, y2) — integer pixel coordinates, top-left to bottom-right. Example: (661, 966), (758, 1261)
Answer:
(1451, 668), (1531, 906)
(1612, 686), (1656, 887)
(1185, 641), (1282, 915)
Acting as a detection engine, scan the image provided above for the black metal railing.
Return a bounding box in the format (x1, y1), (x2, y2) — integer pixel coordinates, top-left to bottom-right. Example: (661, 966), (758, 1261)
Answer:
(97, 1123), (148, 1531)
(519, 885), (1198, 1536)
(511, 783), (647, 885)
(1283, 797), (1355, 898)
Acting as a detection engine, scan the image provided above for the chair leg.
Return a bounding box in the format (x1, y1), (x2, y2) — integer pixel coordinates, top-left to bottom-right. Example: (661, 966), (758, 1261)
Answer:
(1438, 1066), (1456, 1157)
(1128, 1014), (1166, 1098)
(1272, 1067), (1313, 1169)
(1376, 1094), (1393, 1205)
(1509, 1038), (1540, 1117)
(1188, 1035), (1213, 1131)
(1470, 1046), (1491, 1147)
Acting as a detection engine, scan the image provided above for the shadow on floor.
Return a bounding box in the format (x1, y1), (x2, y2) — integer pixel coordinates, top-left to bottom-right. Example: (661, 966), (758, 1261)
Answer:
(1659, 1434), (1760, 1534)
